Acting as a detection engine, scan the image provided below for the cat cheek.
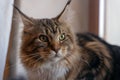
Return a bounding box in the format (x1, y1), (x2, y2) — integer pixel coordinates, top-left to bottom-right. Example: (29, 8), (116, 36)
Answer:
(69, 44), (74, 50)
(39, 53), (49, 60)
(49, 50), (56, 57)
(61, 47), (68, 56)
(37, 46), (49, 51)
(37, 49), (50, 56)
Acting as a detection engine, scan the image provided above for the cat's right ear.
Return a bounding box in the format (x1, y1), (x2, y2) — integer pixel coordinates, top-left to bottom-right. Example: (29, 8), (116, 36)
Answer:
(13, 5), (34, 26)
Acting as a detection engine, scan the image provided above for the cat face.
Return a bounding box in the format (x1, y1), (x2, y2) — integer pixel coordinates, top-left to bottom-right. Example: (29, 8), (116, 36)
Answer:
(21, 19), (75, 66)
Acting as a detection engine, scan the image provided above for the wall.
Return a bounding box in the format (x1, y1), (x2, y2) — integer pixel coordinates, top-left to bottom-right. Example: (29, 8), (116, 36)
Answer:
(105, 0), (120, 45)
(0, 0), (14, 79)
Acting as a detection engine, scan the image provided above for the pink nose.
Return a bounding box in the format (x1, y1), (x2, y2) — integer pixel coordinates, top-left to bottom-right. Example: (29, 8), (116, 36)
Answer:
(52, 47), (60, 53)
(51, 42), (60, 53)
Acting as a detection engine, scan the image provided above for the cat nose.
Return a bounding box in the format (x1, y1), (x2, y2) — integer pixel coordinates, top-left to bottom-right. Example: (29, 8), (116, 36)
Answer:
(51, 45), (60, 53)
(51, 42), (60, 53)
(52, 46), (60, 53)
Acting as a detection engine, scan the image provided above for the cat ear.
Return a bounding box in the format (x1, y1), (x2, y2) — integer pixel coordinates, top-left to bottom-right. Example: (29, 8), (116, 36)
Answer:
(13, 5), (34, 26)
(53, 0), (71, 21)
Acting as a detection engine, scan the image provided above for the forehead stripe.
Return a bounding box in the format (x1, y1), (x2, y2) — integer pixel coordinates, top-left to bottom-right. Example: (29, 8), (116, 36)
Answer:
(41, 19), (60, 34)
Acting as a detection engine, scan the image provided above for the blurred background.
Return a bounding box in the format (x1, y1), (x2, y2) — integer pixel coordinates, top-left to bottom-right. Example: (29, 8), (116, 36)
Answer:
(0, 0), (120, 80)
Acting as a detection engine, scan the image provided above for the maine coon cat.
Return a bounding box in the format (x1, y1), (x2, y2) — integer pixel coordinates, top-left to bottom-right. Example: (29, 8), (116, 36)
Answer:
(14, 0), (120, 80)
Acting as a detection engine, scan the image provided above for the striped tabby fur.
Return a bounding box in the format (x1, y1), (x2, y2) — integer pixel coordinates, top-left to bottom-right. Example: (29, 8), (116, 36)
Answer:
(14, 0), (120, 80)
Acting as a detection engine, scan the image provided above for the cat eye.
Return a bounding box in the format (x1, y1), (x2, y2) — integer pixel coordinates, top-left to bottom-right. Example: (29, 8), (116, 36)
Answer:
(59, 33), (66, 41)
(39, 35), (48, 42)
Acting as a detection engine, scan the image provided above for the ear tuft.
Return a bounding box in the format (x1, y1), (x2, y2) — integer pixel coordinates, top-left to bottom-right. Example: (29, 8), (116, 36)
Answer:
(13, 5), (34, 26)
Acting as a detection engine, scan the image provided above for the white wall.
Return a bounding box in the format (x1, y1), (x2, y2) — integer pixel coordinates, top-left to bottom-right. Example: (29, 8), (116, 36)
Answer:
(105, 0), (120, 45)
(20, 0), (89, 33)
(0, 0), (14, 79)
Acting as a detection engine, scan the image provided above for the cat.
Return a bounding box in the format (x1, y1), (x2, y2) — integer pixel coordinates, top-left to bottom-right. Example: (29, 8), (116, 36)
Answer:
(14, 0), (120, 80)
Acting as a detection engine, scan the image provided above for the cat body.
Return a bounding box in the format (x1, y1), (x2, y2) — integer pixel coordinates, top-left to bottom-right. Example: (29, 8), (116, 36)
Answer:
(14, 0), (120, 80)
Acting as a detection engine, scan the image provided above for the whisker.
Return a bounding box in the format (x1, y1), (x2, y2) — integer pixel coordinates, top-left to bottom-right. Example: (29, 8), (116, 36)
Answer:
(22, 55), (41, 63)
(31, 57), (42, 68)
(20, 54), (39, 57)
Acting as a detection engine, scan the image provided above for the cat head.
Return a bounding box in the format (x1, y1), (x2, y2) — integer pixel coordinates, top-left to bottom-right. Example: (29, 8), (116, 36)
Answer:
(15, 0), (76, 68)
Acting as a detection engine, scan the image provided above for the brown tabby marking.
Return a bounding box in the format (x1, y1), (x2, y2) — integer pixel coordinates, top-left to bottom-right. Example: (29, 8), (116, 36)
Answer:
(77, 34), (112, 80)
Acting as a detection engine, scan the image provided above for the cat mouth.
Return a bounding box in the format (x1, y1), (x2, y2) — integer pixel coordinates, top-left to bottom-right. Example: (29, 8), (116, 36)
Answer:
(51, 55), (62, 60)
(48, 53), (63, 62)
(50, 50), (62, 57)
(54, 54), (61, 57)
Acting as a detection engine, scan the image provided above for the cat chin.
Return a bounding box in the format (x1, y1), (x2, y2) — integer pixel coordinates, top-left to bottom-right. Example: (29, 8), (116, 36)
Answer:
(49, 57), (61, 63)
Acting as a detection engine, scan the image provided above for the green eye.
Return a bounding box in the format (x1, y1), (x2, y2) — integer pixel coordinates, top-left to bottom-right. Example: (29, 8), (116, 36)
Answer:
(59, 33), (65, 41)
(39, 35), (48, 42)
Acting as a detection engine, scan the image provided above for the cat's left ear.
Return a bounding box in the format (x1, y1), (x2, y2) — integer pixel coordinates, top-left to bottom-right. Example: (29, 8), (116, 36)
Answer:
(53, 0), (71, 22)
(13, 5), (34, 26)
